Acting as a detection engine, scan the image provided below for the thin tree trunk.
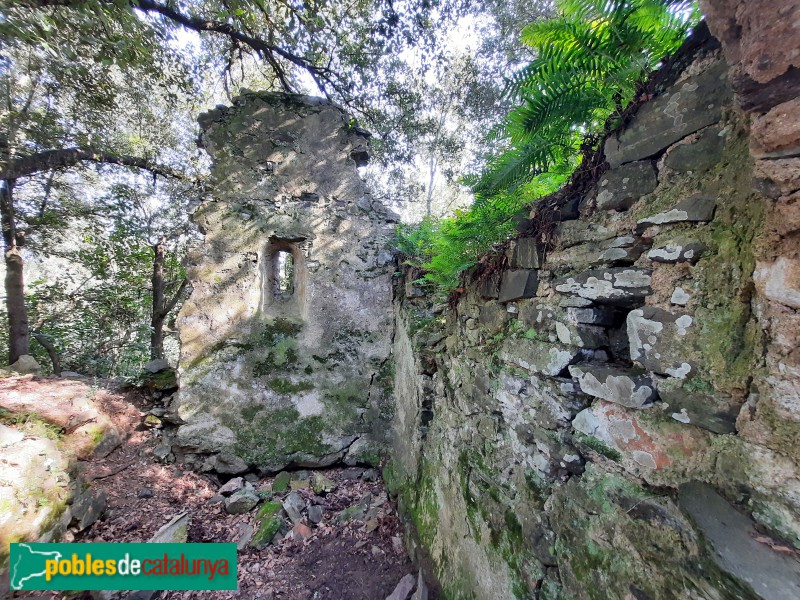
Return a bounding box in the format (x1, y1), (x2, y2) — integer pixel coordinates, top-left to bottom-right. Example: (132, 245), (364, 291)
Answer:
(32, 331), (60, 375)
(1, 179), (30, 364)
(150, 239), (188, 361)
(150, 238), (166, 360)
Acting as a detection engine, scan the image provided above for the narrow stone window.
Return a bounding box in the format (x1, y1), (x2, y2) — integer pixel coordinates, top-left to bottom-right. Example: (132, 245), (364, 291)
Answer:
(274, 250), (295, 297)
(264, 237), (305, 317)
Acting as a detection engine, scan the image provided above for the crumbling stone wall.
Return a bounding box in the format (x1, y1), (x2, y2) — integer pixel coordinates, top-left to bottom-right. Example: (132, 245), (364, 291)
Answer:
(175, 93), (397, 473)
(390, 29), (800, 600)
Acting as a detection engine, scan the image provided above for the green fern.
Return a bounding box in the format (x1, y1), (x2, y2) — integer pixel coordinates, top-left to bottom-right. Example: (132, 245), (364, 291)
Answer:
(396, 0), (700, 293)
(476, 0), (699, 196)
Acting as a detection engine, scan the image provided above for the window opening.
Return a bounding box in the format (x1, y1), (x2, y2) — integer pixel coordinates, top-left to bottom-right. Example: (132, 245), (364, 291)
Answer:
(274, 250), (295, 297)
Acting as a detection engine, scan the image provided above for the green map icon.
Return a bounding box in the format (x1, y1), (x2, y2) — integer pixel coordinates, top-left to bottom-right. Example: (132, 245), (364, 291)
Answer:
(10, 543), (63, 590)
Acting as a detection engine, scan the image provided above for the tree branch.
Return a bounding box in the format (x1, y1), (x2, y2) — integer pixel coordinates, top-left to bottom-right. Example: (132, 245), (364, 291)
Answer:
(21, 0), (335, 93)
(158, 277), (189, 321)
(1, 147), (185, 180)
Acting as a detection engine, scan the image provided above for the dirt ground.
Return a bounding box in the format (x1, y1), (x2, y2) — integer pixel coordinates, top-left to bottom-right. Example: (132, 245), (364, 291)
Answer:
(1, 377), (422, 600)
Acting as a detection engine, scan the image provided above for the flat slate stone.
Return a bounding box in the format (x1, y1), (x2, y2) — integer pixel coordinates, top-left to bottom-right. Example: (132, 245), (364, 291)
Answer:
(554, 268), (652, 306)
(664, 125), (726, 172)
(647, 241), (706, 264)
(498, 269), (539, 303)
(658, 383), (739, 434)
(569, 364), (657, 408)
(556, 221), (617, 248)
(595, 161), (658, 211)
(479, 272), (501, 299)
(566, 307), (618, 327)
(636, 193), (717, 230)
(512, 238), (542, 269)
(150, 512), (190, 543)
(678, 482), (800, 600)
(605, 59), (731, 167)
(500, 339), (579, 377)
(627, 307), (697, 378)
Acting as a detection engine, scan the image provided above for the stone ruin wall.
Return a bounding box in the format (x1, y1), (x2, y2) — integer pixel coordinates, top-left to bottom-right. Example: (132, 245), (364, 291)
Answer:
(169, 4), (800, 597)
(174, 93), (397, 474)
(389, 18), (800, 600)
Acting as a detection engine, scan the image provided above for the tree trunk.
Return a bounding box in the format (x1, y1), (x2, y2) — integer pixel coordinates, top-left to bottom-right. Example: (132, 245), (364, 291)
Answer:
(0, 179), (30, 364)
(150, 238), (166, 360)
(150, 238), (188, 362)
(32, 331), (61, 375)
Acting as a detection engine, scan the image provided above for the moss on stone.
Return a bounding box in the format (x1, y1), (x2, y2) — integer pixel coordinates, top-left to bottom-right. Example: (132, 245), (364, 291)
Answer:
(753, 399), (800, 464)
(224, 406), (332, 466)
(0, 408), (64, 441)
(143, 369), (178, 390)
(266, 378), (314, 394)
(573, 432), (621, 462)
(381, 460), (405, 496)
(257, 500), (282, 519)
(252, 515), (283, 548)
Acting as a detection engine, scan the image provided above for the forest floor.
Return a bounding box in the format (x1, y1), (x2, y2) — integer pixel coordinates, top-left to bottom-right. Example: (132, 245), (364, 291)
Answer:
(1, 376), (423, 600)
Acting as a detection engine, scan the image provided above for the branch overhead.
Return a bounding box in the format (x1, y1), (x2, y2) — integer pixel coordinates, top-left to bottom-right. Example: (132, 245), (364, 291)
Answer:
(19, 0), (335, 94)
(0, 147), (186, 180)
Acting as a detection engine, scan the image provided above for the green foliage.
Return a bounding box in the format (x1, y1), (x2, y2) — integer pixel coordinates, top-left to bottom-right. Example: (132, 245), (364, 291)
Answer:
(477, 0), (699, 196)
(396, 0), (699, 293)
(396, 171), (569, 292)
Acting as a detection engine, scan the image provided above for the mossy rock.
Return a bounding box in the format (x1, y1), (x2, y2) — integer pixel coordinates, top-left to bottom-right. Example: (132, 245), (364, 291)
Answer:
(252, 516), (283, 549)
(272, 472), (291, 493)
(143, 369), (178, 391)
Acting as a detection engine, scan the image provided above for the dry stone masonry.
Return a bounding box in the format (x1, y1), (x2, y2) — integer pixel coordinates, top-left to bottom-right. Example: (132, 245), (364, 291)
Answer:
(170, 10), (800, 598)
(175, 93), (397, 473)
(389, 23), (800, 600)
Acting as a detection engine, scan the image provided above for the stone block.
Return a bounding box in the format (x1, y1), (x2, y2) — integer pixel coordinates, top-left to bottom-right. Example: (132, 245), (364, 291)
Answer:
(478, 301), (509, 334)
(636, 193), (716, 230)
(512, 237), (542, 269)
(573, 401), (711, 479)
(554, 268), (652, 306)
(518, 301), (560, 334)
(479, 272), (501, 299)
(203, 452), (249, 475)
(657, 380), (739, 434)
(595, 161), (658, 211)
(225, 488), (259, 514)
(9, 354), (40, 375)
(604, 59), (730, 167)
(678, 481), (800, 600)
(498, 269), (539, 303)
(627, 307), (698, 378)
(555, 221), (617, 248)
(547, 236), (648, 271)
(150, 512), (191, 543)
(565, 307), (618, 327)
(556, 195), (581, 221)
(555, 322), (608, 349)
(646, 241), (706, 264)
(664, 125), (726, 172)
(754, 257), (800, 309)
(568, 365), (657, 408)
(500, 339), (578, 377)
(406, 280), (426, 298)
